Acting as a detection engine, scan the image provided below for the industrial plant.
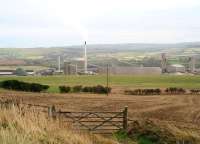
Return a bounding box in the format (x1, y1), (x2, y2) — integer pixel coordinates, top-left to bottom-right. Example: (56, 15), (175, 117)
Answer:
(161, 53), (200, 74)
(0, 42), (199, 76)
(54, 42), (200, 76)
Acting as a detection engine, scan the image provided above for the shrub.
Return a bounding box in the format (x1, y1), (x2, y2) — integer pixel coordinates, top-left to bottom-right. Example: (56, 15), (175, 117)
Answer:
(125, 89), (161, 95)
(190, 89), (200, 94)
(0, 80), (49, 92)
(94, 85), (111, 94)
(177, 88), (186, 94)
(82, 85), (111, 94)
(72, 85), (82, 92)
(82, 86), (93, 93)
(59, 86), (71, 93)
(165, 87), (186, 94)
(155, 89), (161, 95)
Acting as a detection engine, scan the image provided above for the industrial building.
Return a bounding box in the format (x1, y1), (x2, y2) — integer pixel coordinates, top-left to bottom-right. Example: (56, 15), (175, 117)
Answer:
(63, 62), (77, 75)
(99, 66), (162, 75)
(167, 64), (186, 73)
(160, 53), (198, 74)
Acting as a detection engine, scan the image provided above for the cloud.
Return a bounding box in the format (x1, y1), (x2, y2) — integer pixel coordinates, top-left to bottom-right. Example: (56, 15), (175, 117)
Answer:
(0, 0), (200, 47)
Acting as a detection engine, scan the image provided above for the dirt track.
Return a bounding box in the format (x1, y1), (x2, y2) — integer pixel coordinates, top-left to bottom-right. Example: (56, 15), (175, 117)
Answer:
(1, 91), (200, 127)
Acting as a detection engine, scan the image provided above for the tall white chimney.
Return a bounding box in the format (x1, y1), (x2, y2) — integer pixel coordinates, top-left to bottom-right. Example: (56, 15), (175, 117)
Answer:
(84, 41), (87, 73)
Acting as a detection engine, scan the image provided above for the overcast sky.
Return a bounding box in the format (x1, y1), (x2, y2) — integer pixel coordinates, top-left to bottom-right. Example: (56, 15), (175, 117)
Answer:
(0, 0), (200, 47)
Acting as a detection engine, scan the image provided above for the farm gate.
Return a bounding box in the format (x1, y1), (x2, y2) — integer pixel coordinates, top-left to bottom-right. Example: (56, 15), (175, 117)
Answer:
(55, 106), (128, 134)
(0, 99), (128, 134)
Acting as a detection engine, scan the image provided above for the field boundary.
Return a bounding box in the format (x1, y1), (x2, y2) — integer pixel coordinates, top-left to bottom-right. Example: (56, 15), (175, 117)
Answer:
(54, 106), (128, 134)
(0, 99), (128, 134)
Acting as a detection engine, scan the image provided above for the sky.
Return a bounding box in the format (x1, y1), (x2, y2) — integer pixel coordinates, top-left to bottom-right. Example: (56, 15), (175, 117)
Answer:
(0, 0), (200, 47)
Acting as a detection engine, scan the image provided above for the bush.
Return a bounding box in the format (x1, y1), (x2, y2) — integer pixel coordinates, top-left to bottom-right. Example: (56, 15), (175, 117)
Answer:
(59, 86), (71, 93)
(72, 85), (82, 92)
(165, 87), (186, 94)
(0, 80), (49, 92)
(93, 85), (111, 94)
(190, 89), (200, 94)
(82, 86), (93, 93)
(57, 85), (112, 94)
(125, 89), (161, 95)
(82, 85), (111, 94)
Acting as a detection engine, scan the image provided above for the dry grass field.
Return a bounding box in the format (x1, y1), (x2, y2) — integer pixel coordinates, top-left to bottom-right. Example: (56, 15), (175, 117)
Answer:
(1, 91), (200, 128)
(0, 106), (118, 144)
(1, 90), (200, 143)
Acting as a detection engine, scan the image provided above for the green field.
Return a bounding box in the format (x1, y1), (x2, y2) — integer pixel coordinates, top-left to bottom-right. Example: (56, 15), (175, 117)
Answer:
(0, 75), (200, 93)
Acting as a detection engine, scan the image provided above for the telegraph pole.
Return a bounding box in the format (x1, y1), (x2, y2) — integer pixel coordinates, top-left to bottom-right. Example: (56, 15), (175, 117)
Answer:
(106, 64), (109, 96)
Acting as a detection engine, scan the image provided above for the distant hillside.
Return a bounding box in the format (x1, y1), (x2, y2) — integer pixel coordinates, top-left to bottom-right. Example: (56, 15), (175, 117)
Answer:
(0, 42), (200, 68)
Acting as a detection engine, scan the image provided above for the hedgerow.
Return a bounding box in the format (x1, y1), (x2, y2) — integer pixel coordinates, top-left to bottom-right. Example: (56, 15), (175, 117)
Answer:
(125, 89), (161, 95)
(59, 85), (111, 94)
(59, 86), (71, 93)
(165, 87), (186, 94)
(0, 80), (49, 92)
(190, 89), (200, 94)
(72, 85), (82, 92)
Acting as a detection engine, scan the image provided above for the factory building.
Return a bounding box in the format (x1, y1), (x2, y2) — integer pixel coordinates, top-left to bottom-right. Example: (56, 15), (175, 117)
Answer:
(63, 62), (77, 75)
(167, 64), (185, 73)
(99, 67), (162, 75)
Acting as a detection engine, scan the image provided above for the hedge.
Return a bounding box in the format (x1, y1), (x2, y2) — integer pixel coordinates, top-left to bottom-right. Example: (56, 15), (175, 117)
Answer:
(125, 89), (161, 95)
(59, 85), (111, 94)
(72, 85), (82, 92)
(165, 87), (186, 94)
(0, 80), (49, 92)
(190, 89), (200, 94)
(59, 86), (71, 93)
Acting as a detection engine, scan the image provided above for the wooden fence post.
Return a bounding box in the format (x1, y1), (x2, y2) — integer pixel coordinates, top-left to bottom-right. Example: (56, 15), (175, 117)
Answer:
(58, 109), (61, 127)
(123, 106), (128, 132)
(48, 106), (52, 117)
(48, 105), (56, 119)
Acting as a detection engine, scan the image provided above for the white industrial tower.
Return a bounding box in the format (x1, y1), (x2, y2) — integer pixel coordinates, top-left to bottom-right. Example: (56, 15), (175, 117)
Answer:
(84, 41), (87, 73)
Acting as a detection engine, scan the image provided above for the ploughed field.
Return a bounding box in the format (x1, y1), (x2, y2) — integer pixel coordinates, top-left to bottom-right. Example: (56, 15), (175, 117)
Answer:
(1, 91), (200, 130)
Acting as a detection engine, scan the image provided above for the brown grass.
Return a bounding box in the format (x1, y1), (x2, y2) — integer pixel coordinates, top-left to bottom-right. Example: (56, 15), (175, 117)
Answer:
(1, 91), (200, 125)
(0, 107), (119, 144)
(0, 91), (200, 142)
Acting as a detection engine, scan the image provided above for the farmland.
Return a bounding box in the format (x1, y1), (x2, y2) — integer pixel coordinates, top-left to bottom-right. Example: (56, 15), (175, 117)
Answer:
(0, 75), (200, 143)
(1, 91), (200, 142)
(0, 75), (200, 93)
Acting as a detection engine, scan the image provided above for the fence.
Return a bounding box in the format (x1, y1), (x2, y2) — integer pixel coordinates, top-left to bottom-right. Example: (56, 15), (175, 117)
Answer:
(55, 106), (128, 134)
(0, 99), (128, 134)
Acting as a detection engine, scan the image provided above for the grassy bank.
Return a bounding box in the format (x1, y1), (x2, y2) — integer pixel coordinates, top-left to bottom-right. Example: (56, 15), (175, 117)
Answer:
(0, 75), (200, 93)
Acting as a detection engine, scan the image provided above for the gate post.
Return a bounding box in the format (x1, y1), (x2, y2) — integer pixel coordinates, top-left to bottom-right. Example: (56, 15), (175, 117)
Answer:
(123, 106), (128, 132)
(48, 105), (56, 119)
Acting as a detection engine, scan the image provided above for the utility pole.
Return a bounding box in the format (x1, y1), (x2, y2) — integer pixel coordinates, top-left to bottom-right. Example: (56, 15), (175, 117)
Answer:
(58, 56), (61, 72)
(106, 64), (109, 96)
